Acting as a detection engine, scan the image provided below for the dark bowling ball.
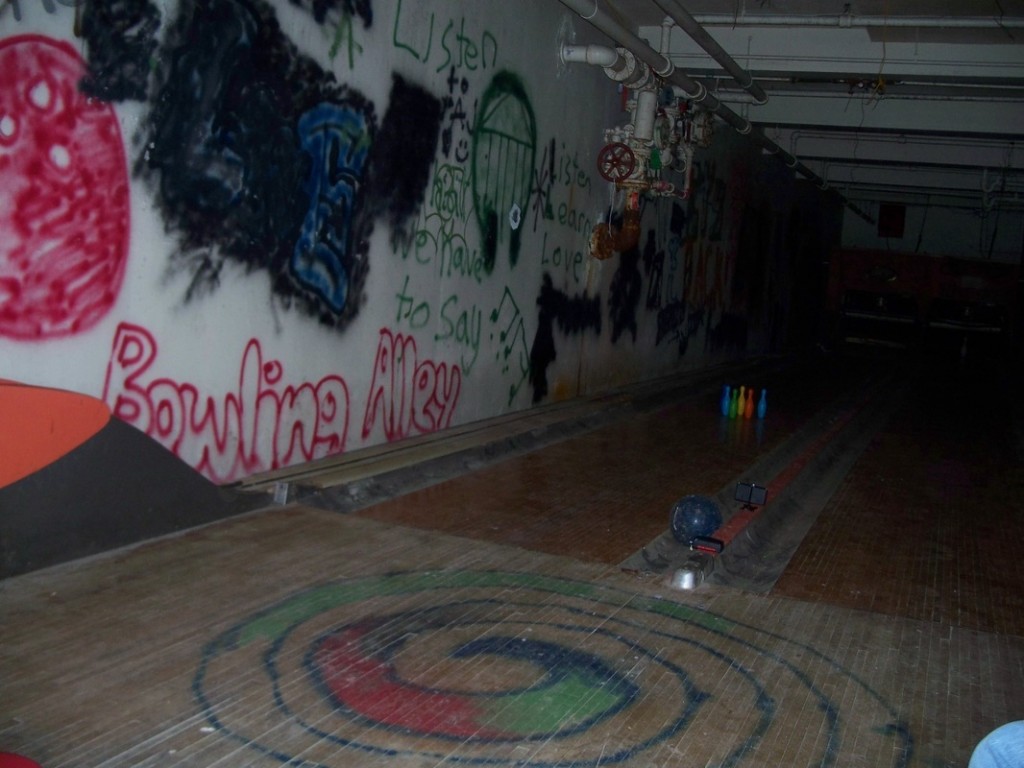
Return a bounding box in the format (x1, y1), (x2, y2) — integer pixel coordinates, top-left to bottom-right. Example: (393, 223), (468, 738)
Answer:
(669, 494), (722, 543)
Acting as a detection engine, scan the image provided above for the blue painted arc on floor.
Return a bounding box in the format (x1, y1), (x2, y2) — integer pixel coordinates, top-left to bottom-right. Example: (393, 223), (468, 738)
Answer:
(193, 570), (913, 767)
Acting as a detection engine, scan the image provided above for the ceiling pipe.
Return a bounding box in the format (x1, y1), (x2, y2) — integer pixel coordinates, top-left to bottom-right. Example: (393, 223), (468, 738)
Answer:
(558, 0), (876, 222)
(711, 82), (1024, 103)
(558, 1), (754, 129)
(687, 13), (1024, 30)
(651, 0), (768, 105)
(558, 0), (686, 85)
(561, 43), (656, 87)
(560, 43), (622, 68)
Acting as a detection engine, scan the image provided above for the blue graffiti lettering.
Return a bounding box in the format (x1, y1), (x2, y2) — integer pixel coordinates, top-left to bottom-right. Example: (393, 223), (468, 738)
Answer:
(292, 102), (371, 313)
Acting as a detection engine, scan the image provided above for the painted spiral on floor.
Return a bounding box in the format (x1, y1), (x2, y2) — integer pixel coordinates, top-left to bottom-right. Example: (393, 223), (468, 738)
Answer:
(194, 570), (912, 767)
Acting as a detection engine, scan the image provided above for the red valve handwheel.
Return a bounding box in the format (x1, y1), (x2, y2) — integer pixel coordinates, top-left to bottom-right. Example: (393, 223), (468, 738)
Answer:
(597, 142), (636, 182)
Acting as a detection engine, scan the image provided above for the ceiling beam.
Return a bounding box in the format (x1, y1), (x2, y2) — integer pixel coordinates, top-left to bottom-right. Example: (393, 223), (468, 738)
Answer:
(797, 159), (1024, 197)
(639, 23), (1024, 82)
(723, 91), (1024, 135)
(765, 128), (1024, 171)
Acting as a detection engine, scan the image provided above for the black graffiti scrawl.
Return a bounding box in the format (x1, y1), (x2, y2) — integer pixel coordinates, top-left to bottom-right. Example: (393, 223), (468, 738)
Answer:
(287, 0), (371, 25)
(128, 0), (439, 330)
(78, 0), (162, 102)
(529, 274), (601, 403)
(608, 231), (648, 344)
(363, 75), (444, 250)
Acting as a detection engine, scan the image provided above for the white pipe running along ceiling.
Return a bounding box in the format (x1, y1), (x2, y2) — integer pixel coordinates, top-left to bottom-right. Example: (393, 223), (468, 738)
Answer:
(683, 12), (1024, 29)
(611, 0), (1024, 208)
(650, 0), (768, 103)
(557, 0), (877, 223)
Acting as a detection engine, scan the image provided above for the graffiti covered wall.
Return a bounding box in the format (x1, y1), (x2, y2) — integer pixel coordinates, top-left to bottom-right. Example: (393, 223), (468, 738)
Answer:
(1, 0), (838, 484)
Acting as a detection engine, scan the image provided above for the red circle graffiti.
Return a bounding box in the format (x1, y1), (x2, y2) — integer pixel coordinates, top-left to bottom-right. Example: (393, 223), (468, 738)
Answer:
(0, 35), (130, 339)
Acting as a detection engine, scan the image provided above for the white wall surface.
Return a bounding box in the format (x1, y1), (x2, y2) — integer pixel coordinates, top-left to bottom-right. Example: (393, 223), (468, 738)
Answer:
(1, 0), (826, 482)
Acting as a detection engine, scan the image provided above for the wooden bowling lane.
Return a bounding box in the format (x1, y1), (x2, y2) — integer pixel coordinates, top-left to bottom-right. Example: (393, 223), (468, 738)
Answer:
(1, 503), (1021, 767)
(4, 350), (1021, 766)
(348, 346), (1024, 638)
(352, 351), (887, 566)
(772, 357), (1024, 636)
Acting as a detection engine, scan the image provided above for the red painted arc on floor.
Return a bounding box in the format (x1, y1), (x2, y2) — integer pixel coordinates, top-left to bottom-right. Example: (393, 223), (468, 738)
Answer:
(0, 752), (43, 768)
(311, 619), (637, 740)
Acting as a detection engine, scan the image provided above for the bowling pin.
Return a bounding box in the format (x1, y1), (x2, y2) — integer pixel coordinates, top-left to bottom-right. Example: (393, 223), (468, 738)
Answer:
(757, 388), (767, 419)
(737, 386), (746, 419)
(720, 385), (731, 417)
(744, 386), (755, 418)
(729, 388), (738, 419)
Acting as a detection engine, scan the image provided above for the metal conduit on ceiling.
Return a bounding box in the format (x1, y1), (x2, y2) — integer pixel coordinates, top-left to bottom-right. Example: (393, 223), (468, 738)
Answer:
(685, 13), (1024, 29)
(558, 0), (876, 223)
(651, 0), (769, 104)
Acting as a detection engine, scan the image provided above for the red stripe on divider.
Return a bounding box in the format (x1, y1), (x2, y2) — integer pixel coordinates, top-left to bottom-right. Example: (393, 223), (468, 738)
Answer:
(714, 403), (864, 545)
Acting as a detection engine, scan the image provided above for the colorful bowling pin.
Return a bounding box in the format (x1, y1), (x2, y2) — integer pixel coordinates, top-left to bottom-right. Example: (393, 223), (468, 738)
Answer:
(737, 386), (746, 418)
(720, 385), (731, 417)
(744, 386), (755, 418)
(757, 388), (767, 419)
(729, 388), (739, 418)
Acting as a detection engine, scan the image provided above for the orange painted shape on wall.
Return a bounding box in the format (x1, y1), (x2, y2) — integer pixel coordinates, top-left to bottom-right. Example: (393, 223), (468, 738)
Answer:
(0, 380), (110, 488)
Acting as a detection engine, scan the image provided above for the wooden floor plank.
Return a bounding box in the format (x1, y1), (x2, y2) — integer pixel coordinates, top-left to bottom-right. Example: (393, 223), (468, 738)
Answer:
(3, 351), (1021, 767)
(2, 506), (1021, 767)
(773, 362), (1024, 635)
